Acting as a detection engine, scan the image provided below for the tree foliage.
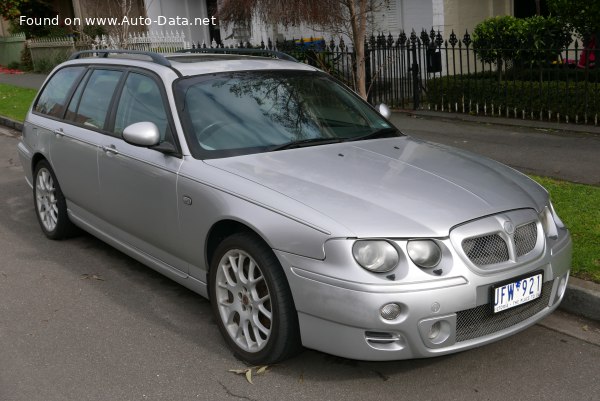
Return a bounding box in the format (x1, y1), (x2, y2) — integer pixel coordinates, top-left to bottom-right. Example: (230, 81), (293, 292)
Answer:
(0, 0), (24, 20)
(3, 0), (63, 38)
(547, 0), (600, 39)
(218, 0), (387, 100)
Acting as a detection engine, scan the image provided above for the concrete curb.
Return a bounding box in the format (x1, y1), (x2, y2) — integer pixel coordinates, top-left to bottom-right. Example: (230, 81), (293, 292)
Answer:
(395, 109), (600, 136)
(0, 116), (23, 132)
(0, 112), (597, 322)
(560, 277), (600, 321)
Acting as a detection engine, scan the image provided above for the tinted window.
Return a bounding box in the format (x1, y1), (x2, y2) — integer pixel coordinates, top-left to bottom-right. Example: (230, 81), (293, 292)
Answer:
(73, 69), (122, 129)
(176, 71), (396, 159)
(35, 66), (84, 118)
(114, 73), (170, 141)
(65, 70), (90, 122)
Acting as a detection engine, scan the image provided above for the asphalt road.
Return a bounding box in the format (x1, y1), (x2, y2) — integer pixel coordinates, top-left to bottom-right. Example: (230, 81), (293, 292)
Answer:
(390, 113), (600, 186)
(1, 130), (599, 401)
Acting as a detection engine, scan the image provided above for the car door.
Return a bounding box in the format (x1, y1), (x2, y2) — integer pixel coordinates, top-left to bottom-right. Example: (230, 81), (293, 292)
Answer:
(51, 67), (124, 218)
(32, 66), (103, 217)
(95, 70), (186, 272)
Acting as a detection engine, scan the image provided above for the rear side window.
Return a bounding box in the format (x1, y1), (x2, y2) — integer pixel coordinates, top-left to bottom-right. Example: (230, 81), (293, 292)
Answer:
(34, 66), (85, 118)
(70, 69), (122, 129)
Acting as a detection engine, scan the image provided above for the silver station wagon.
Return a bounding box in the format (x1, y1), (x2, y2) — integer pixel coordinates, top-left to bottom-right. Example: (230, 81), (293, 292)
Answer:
(18, 49), (572, 364)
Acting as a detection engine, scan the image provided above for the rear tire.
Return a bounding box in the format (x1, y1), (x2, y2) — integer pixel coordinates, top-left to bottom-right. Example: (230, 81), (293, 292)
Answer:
(209, 232), (301, 364)
(33, 160), (77, 240)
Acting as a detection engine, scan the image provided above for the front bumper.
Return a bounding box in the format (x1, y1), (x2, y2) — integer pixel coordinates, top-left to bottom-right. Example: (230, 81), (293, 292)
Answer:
(276, 227), (572, 361)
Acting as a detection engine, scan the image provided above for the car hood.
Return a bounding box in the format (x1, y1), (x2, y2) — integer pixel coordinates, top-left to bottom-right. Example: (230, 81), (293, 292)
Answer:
(204, 137), (548, 238)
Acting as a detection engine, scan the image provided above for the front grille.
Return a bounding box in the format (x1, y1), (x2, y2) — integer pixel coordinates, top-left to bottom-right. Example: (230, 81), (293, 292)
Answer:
(462, 234), (509, 266)
(515, 222), (537, 257)
(456, 283), (552, 342)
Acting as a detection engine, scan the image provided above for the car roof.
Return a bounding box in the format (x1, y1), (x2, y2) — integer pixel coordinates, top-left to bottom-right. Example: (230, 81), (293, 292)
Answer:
(166, 54), (318, 76)
(62, 51), (318, 77)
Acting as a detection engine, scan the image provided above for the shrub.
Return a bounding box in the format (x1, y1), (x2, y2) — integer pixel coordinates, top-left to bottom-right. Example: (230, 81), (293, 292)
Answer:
(426, 75), (600, 122)
(473, 15), (573, 68)
(472, 16), (522, 65)
(518, 16), (572, 66)
(19, 44), (33, 71)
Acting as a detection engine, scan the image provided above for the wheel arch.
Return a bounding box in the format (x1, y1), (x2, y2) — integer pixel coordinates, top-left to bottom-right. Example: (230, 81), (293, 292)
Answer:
(31, 152), (49, 172)
(205, 219), (272, 272)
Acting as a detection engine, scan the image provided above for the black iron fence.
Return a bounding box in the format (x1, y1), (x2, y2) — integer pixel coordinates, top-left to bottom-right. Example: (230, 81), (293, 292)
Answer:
(190, 30), (600, 125)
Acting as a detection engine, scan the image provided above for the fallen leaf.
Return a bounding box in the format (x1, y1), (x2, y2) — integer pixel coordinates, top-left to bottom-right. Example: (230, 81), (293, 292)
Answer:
(228, 369), (248, 374)
(245, 369), (253, 384)
(582, 325), (589, 331)
(256, 366), (268, 375)
(80, 274), (105, 281)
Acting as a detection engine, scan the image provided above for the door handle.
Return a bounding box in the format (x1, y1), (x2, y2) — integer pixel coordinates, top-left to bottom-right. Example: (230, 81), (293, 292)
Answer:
(101, 144), (119, 155)
(53, 128), (64, 138)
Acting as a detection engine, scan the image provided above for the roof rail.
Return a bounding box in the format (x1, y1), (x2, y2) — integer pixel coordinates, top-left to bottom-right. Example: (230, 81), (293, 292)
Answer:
(175, 48), (298, 62)
(69, 50), (171, 67)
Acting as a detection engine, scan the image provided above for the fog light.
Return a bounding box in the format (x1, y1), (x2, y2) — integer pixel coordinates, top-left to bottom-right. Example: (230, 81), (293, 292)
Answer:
(380, 303), (402, 320)
(428, 321), (441, 339)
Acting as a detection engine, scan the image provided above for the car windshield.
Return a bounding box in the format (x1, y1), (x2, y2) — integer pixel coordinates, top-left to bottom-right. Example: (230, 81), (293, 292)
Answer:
(175, 70), (400, 159)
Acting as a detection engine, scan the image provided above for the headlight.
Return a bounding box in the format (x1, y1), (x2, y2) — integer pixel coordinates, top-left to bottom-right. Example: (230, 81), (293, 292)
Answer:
(406, 240), (442, 268)
(352, 240), (399, 272)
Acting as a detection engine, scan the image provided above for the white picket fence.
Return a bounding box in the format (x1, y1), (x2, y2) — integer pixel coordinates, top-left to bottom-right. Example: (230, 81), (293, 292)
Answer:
(93, 30), (191, 52)
(28, 30), (190, 51)
(27, 30), (191, 70)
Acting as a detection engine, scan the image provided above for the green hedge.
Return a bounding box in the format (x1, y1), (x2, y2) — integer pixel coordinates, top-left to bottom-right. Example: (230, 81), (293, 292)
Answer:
(426, 76), (600, 121)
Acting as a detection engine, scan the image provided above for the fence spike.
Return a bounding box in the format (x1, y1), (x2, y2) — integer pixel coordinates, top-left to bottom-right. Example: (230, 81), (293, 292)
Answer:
(449, 30), (458, 47)
(462, 30), (471, 47)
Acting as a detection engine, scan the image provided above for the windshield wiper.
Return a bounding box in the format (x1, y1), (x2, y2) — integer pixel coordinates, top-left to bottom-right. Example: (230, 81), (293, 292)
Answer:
(345, 127), (399, 142)
(270, 137), (343, 151)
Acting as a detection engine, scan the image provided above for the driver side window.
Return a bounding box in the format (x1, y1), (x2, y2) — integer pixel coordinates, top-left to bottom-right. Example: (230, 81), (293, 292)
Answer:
(114, 72), (172, 143)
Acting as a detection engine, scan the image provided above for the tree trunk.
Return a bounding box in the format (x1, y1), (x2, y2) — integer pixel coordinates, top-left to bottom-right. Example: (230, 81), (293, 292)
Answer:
(355, 40), (367, 99)
(346, 0), (368, 99)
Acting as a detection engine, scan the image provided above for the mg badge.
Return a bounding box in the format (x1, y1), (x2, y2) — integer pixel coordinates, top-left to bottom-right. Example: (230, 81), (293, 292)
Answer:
(504, 221), (515, 235)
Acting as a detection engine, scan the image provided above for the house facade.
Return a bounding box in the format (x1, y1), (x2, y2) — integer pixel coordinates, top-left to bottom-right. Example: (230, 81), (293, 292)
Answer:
(224, 0), (514, 48)
(2, 0), (514, 48)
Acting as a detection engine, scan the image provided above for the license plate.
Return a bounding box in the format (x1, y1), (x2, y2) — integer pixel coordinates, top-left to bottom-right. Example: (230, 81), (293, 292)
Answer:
(493, 273), (543, 313)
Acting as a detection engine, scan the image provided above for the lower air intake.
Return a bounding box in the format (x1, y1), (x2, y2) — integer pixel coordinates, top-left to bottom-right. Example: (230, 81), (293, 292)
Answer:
(456, 283), (552, 342)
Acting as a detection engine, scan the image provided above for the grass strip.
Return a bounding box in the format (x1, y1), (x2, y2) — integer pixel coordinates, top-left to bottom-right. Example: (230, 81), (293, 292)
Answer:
(0, 83), (37, 122)
(532, 176), (600, 283)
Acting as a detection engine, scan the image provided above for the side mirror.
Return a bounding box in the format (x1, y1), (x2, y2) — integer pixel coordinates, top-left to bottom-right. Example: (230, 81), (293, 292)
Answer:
(377, 103), (391, 119)
(123, 122), (160, 147)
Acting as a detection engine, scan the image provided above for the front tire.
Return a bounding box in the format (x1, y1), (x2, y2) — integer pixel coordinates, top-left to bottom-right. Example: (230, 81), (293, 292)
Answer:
(33, 160), (76, 239)
(209, 232), (301, 364)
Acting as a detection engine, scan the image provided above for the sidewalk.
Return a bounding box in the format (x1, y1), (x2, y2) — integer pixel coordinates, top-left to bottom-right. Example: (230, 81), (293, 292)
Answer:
(0, 72), (47, 89)
(0, 71), (599, 322)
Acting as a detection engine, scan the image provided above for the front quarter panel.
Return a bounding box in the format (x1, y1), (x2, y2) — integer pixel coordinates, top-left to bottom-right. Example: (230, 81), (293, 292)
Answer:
(177, 159), (352, 282)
